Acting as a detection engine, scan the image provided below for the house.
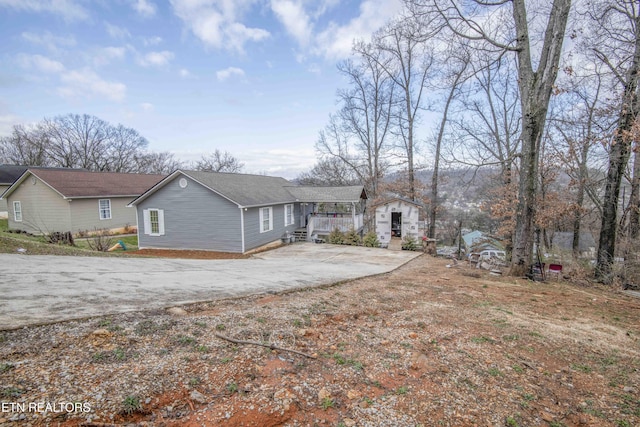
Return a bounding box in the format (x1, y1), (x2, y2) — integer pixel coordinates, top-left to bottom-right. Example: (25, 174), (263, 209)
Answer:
(0, 165), (29, 216)
(462, 230), (504, 254)
(372, 198), (422, 246)
(127, 170), (367, 253)
(1, 169), (165, 235)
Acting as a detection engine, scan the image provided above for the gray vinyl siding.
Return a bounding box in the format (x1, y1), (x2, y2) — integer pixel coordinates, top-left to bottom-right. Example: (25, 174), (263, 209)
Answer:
(7, 178), (71, 234)
(243, 203), (300, 251)
(69, 197), (137, 233)
(137, 175), (243, 252)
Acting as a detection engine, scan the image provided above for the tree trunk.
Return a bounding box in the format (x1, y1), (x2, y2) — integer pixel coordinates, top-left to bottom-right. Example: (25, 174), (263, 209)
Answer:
(595, 19), (640, 282)
(509, 0), (571, 276)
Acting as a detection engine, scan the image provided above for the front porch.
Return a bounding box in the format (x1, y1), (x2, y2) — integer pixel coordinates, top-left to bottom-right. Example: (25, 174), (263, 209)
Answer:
(294, 212), (365, 242)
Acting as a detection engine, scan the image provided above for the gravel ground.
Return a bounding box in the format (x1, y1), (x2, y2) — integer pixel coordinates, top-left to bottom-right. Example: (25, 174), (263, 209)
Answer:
(1, 255), (639, 427)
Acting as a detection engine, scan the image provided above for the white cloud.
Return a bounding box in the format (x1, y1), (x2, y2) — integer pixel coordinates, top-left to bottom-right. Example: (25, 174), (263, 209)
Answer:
(216, 67), (245, 81)
(271, 0), (312, 46)
(21, 31), (76, 53)
(138, 50), (174, 67)
(105, 22), (131, 40)
(314, 0), (402, 60)
(143, 36), (163, 46)
(179, 68), (193, 78)
(0, 0), (89, 21)
(93, 46), (127, 66)
(140, 102), (154, 111)
(170, 0), (270, 53)
(132, 0), (156, 17)
(0, 114), (23, 136)
(17, 54), (65, 73)
(58, 68), (126, 102)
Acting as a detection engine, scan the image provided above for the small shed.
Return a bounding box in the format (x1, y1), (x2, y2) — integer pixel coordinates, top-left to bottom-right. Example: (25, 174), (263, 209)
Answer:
(373, 198), (422, 246)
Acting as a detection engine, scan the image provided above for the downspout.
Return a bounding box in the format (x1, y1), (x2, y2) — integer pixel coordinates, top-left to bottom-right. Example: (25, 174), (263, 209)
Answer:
(240, 206), (245, 253)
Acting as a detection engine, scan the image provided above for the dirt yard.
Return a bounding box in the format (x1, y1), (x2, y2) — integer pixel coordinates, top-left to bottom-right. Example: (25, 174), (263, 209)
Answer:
(1, 253), (639, 427)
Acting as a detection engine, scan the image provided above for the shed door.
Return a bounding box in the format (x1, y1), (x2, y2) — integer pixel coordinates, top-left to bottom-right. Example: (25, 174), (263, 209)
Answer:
(392, 212), (402, 237)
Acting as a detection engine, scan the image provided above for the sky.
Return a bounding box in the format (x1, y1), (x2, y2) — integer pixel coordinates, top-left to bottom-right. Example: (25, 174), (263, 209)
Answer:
(0, 0), (405, 178)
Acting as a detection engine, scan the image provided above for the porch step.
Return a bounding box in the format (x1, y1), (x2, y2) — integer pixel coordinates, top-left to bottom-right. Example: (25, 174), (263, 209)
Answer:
(293, 229), (307, 242)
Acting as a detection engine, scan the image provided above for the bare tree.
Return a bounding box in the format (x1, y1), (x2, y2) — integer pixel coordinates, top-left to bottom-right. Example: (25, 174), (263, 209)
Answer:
(195, 149), (244, 173)
(317, 41), (396, 197)
(0, 124), (49, 166)
(135, 151), (183, 174)
(428, 43), (470, 238)
(413, 0), (572, 275)
(370, 14), (439, 200)
(584, 0), (640, 281)
(296, 158), (359, 186)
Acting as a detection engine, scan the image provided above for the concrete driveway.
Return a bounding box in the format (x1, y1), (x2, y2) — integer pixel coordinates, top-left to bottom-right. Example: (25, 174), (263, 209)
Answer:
(0, 243), (420, 329)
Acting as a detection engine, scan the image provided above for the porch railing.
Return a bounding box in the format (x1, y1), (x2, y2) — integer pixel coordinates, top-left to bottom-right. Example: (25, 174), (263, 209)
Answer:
(307, 213), (364, 237)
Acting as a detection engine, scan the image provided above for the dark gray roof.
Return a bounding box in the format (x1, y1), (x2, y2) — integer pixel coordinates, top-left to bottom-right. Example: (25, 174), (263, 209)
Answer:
(552, 232), (596, 252)
(130, 170), (367, 208)
(0, 165), (28, 185)
(286, 186), (366, 203)
(183, 170), (297, 207)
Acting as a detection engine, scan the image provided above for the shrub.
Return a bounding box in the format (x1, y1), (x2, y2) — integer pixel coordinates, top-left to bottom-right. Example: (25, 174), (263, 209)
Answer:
(86, 228), (115, 252)
(401, 235), (418, 251)
(343, 228), (361, 246)
(362, 231), (380, 248)
(328, 228), (344, 245)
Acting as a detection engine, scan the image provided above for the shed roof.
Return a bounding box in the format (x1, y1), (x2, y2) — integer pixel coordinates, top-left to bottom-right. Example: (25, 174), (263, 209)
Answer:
(2, 169), (165, 199)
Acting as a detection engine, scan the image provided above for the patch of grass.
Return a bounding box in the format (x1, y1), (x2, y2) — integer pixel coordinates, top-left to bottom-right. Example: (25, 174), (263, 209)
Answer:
(221, 356), (233, 363)
(0, 362), (14, 373)
(226, 382), (239, 394)
(503, 334), (520, 341)
(505, 416), (519, 427)
(571, 363), (592, 373)
(0, 218), (7, 231)
(396, 386), (409, 395)
(512, 365), (524, 374)
(1, 387), (23, 398)
(215, 324), (226, 331)
(195, 345), (209, 353)
(194, 321), (208, 328)
(321, 397), (334, 410)
(488, 368), (502, 377)
(175, 335), (196, 346)
(188, 377), (201, 386)
(549, 422), (567, 427)
(122, 395), (142, 415)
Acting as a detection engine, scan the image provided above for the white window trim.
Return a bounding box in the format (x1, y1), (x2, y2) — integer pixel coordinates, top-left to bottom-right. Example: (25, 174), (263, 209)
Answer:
(99, 199), (112, 220)
(284, 204), (294, 226)
(259, 207), (273, 233)
(13, 201), (22, 222)
(143, 208), (165, 236)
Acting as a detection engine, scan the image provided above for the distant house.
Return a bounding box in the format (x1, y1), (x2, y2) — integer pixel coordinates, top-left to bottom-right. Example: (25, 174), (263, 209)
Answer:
(462, 230), (504, 253)
(1, 169), (164, 235)
(0, 165), (29, 215)
(372, 198), (422, 246)
(128, 170), (367, 254)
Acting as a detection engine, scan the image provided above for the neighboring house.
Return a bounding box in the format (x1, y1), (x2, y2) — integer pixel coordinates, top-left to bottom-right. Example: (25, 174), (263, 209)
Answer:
(372, 198), (422, 245)
(1, 169), (164, 235)
(0, 165), (29, 215)
(551, 231), (597, 258)
(128, 170), (367, 254)
(462, 230), (504, 254)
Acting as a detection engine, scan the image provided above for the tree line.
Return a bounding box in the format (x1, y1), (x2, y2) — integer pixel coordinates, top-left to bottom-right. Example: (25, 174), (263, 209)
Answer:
(305, 0), (639, 283)
(0, 113), (244, 174)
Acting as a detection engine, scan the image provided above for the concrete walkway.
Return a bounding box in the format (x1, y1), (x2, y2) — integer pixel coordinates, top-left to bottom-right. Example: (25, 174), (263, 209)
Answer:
(0, 243), (420, 329)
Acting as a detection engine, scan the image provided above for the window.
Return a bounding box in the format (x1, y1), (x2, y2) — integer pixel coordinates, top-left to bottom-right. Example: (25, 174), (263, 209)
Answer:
(143, 208), (165, 236)
(284, 204), (294, 226)
(13, 201), (22, 222)
(99, 199), (111, 220)
(260, 207), (273, 233)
